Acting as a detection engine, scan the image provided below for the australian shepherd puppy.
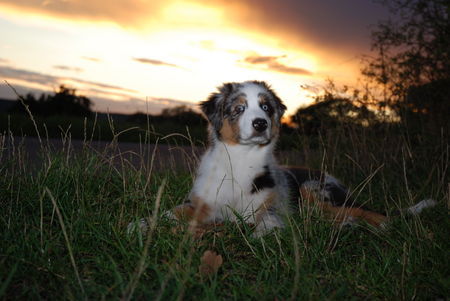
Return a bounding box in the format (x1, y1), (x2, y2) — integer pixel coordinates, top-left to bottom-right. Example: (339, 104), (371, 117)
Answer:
(165, 81), (436, 237)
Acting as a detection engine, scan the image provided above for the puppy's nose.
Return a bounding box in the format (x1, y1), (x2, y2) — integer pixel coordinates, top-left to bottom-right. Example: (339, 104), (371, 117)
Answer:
(252, 118), (268, 132)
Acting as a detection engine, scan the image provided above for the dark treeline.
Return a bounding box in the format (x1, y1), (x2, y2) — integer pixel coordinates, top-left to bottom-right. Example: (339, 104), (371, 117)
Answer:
(9, 85), (93, 117)
(2, 92), (210, 144)
(7, 86), (206, 128)
(126, 106), (207, 128)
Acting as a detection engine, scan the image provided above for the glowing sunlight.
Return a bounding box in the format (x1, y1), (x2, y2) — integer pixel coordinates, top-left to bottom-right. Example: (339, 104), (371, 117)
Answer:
(0, 0), (383, 114)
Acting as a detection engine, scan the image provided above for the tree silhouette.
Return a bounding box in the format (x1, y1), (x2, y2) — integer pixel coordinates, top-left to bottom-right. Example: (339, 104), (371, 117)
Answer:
(362, 0), (449, 125)
(9, 85), (92, 117)
(44, 85), (92, 117)
(160, 105), (204, 125)
(291, 94), (377, 135)
(8, 93), (43, 115)
(404, 78), (450, 129)
(127, 105), (205, 126)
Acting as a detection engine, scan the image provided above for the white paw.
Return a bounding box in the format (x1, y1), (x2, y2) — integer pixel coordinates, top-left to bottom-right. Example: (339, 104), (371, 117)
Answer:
(406, 199), (437, 215)
(252, 214), (284, 238)
(162, 210), (178, 221)
(126, 218), (149, 236)
(340, 216), (358, 227)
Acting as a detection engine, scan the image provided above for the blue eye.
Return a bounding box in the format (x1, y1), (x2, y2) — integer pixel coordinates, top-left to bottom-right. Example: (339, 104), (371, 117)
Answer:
(235, 105), (245, 113)
(261, 104), (269, 111)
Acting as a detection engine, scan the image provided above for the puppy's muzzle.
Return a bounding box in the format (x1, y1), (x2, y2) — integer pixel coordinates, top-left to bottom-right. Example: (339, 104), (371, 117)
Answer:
(252, 118), (268, 132)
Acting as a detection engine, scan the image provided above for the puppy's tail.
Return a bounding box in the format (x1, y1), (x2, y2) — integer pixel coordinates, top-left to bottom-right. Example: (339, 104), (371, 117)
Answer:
(375, 199), (437, 229)
(398, 198), (438, 216)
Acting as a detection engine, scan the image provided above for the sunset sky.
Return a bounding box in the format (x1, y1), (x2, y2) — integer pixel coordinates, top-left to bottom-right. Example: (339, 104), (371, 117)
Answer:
(0, 0), (390, 115)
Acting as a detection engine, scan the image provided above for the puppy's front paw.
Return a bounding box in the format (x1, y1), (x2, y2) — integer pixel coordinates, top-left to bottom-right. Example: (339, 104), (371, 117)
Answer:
(126, 218), (149, 236)
(252, 214), (284, 238)
(162, 210), (178, 221)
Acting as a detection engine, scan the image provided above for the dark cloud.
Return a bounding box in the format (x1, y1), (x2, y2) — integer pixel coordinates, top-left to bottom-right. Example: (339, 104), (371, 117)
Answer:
(53, 65), (84, 72)
(0, 65), (194, 114)
(243, 55), (312, 76)
(71, 77), (137, 94)
(0, 65), (137, 94)
(212, 0), (390, 54)
(1, 0), (390, 55)
(244, 56), (279, 64)
(132, 57), (180, 69)
(0, 81), (47, 100)
(0, 65), (57, 87)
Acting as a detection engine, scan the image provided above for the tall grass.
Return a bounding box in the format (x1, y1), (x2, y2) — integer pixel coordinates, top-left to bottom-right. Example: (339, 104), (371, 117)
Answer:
(0, 116), (448, 300)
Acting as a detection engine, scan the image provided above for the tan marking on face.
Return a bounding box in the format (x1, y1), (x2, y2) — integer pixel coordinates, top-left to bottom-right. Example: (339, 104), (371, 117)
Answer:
(220, 118), (240, 144)
(236, 95), (247, 105)
(299, 187), (388, 227)
(217, 95), (247, 144)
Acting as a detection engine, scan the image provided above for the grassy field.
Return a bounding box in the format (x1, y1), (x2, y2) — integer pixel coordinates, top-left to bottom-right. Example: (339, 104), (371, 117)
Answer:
(0, 122), (448, 300)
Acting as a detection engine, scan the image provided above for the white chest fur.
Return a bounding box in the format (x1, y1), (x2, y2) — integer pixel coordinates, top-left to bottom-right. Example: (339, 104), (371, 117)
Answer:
(189, 143), (275, 222)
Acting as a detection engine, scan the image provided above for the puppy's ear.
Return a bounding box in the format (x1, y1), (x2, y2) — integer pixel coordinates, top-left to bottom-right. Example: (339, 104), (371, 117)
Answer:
(200, 83), (235, 129)
(274, 94), (287, 118)
(200, 93), (220, 123)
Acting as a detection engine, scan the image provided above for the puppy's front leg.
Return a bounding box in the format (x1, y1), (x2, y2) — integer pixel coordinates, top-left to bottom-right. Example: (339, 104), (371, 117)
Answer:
(163, 198), (217, 236)
(167, 200), (212, 224)
(253, 210), (284, 238)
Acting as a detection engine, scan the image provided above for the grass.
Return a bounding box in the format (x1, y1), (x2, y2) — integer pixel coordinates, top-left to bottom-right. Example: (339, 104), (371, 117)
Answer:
(0, 119), (448, 300)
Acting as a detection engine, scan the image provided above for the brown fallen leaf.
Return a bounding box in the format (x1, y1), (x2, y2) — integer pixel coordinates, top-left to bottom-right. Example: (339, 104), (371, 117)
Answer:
(199, 250), (223, 276)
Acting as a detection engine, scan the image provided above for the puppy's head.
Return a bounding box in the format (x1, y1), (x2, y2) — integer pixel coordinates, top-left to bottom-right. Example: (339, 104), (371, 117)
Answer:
(201, 81), (287, 145)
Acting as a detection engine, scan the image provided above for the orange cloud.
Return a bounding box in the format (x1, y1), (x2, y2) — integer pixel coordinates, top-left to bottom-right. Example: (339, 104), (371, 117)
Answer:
(243, 55), (312, 76)
(0, 0), (388, 55)
(0, 0), (164, 28)
(81, 56), (101, 62)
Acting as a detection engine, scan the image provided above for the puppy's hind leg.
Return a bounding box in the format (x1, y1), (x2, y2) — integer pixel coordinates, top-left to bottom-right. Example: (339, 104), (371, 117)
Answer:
(299, 186), (389, 228)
